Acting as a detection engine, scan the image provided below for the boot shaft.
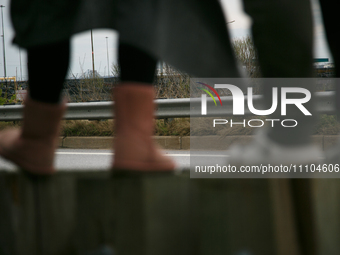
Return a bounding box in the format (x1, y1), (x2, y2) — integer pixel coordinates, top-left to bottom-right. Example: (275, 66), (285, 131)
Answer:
(22, 98), (67, 140)
(113, 84), (156, 137)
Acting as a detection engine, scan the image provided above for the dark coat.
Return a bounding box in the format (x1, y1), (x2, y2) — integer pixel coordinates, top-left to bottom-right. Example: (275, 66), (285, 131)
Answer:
(10, 0), (240, 77)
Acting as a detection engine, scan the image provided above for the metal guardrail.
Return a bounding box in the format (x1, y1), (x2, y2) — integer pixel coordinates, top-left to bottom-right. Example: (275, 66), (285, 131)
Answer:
(0, 91), (336, 121)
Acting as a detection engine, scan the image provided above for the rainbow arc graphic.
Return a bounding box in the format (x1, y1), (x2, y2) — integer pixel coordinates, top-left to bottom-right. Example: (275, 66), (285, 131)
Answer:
(197, 82), (223, 106)
(197, 82), (222, 115)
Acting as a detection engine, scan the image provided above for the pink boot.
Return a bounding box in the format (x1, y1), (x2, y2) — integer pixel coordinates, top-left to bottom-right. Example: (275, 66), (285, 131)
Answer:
(0, 98), (66, 174)
(112, 83), (175, 171)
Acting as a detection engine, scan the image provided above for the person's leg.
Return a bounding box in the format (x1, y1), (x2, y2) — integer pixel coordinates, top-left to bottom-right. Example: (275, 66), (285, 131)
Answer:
(243, 0), (314, 78)
(318, 0), (339, 78)
(112, 42), (175, 171)
(28, 40), (70, 103)
(229, 0), (320, 167)
(0, 40), (70, 174)
(318, 0), (340, 114)
(237, 4), (319, 255)
(119, 43), (157, 84)
(318, 0), (340, 164)
(243, 0), (316, 146)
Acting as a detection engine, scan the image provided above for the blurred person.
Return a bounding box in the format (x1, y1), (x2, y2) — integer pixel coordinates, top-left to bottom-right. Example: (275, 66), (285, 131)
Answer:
(228, 0), (321, 165)
(225, 1), (320, 254)
(318, 0), (340, 163)
(0, 0), (240, 174)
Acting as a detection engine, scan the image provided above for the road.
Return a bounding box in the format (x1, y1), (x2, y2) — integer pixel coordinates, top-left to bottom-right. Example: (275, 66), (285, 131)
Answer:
(0, 149), (231, 172)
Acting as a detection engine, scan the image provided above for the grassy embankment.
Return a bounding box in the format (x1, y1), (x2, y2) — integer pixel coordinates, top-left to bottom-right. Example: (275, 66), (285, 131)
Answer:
(0, 114), (339, 136)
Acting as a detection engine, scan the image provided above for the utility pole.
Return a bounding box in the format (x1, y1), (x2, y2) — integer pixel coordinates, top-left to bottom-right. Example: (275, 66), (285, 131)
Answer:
(0, 5), (7, 99)
(19, 47), (22, 81)
(105, 37), (109, 77)
(91, 29), (95, 78)
(0, 5), (6, 79)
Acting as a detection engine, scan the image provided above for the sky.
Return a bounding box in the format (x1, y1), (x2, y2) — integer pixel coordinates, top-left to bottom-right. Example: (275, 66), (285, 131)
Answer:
(0, 0), (332, 80)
